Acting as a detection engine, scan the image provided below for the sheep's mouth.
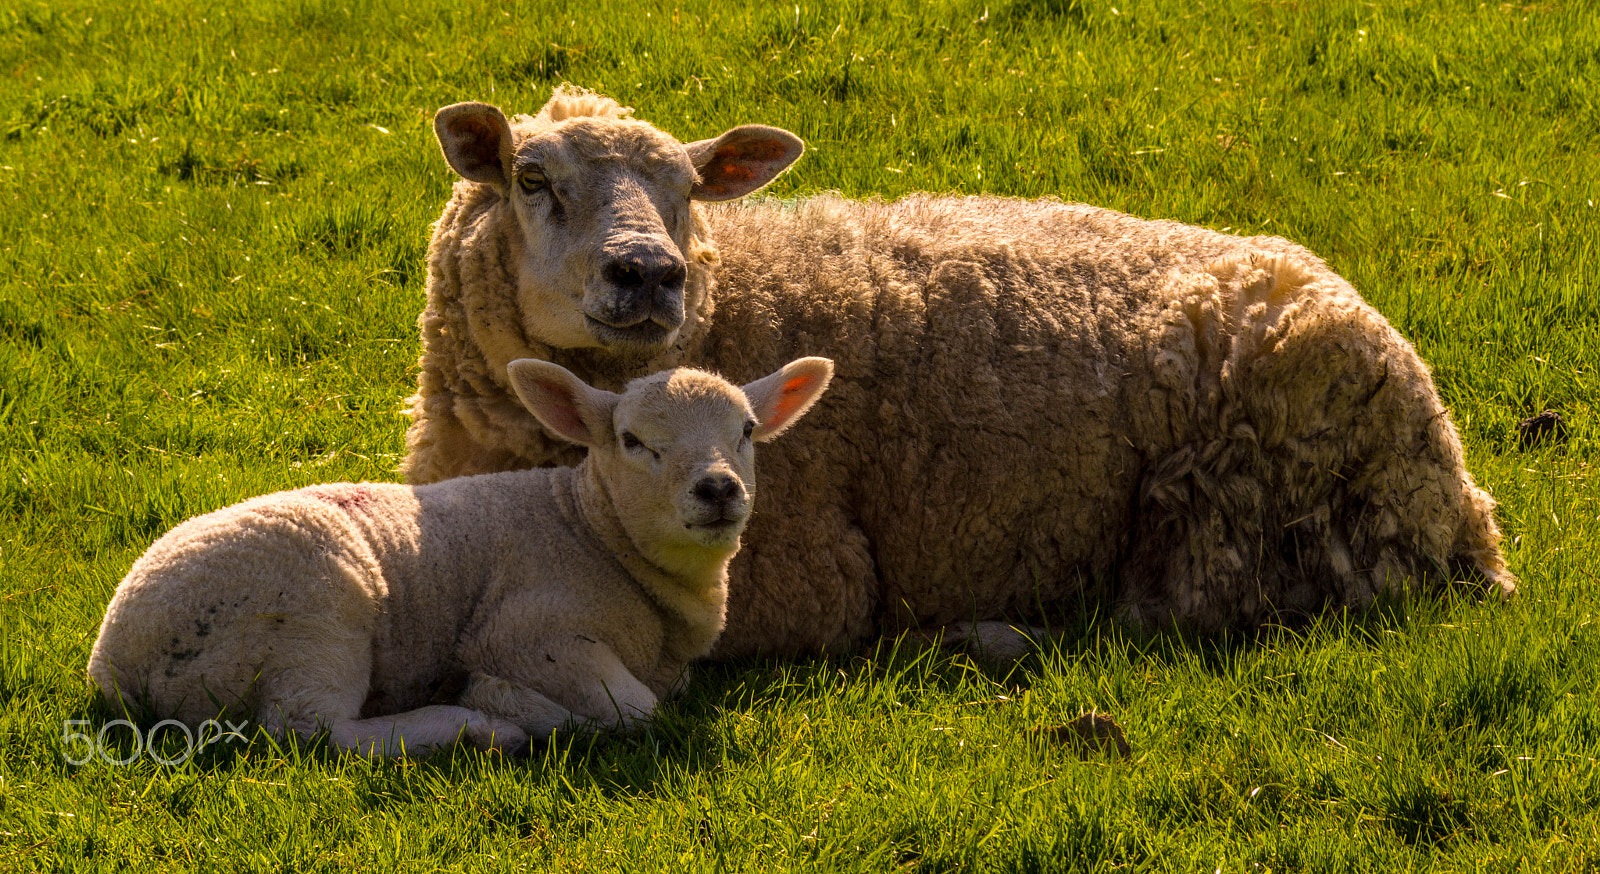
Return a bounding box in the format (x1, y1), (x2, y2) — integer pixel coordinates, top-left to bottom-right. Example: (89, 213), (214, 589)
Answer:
(583, 315), (677, 350)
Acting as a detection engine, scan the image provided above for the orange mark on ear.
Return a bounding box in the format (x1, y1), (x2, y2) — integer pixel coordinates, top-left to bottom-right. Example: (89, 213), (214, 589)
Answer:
(768, 376), (814, 421)
(725, 140), (789, 162)
(713, 161), (756, 183)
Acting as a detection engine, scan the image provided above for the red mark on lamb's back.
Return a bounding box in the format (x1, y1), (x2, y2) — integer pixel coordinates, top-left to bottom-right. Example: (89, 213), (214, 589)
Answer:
(306, 485), (372, 511)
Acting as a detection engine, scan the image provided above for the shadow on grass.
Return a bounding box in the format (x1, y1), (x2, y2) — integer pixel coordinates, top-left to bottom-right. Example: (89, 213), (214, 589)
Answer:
(55, 664), (752, 810)
(1019, 577), (1516, 678)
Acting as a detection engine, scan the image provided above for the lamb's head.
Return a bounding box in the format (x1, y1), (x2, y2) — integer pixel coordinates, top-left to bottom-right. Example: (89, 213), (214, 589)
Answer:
(436, 86), (805, 355)
(507, 355), (833, 569)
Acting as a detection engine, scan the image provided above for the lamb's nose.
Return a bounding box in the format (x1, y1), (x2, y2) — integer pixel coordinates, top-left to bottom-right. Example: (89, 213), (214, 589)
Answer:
(691, 475), (739, 505)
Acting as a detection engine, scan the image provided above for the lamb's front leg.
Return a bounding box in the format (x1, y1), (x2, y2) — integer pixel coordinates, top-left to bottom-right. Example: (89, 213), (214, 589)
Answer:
(329, 705), (527, 757)
(461, 643), (659, 738)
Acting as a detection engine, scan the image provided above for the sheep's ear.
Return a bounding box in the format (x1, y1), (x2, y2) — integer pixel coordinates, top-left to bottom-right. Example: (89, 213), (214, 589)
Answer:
(435, 102), (514, 189)
(687, 125), (805, 202)
(741, 357), (833, 442)
(508, 359), (618, 448)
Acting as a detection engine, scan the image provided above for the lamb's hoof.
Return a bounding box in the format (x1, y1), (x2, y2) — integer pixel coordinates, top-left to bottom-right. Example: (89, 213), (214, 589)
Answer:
(1483, 566), (1518, 602)
(466, 716), (529, 754)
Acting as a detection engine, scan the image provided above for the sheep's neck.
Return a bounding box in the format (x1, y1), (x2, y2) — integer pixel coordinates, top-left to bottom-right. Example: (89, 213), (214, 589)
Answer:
(546, 346), (667, 395)
(562, 461), (729, 660)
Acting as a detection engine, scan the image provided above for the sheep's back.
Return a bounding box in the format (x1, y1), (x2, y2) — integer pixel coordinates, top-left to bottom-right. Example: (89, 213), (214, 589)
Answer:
(701, 195), (1338, 629)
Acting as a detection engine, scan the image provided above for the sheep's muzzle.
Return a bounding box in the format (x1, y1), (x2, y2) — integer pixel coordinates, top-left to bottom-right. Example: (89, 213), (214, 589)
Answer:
(582, 252), (688, 350)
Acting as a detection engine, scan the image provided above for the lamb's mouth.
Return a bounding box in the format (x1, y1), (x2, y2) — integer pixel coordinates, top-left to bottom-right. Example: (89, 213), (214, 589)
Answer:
(686, 517), (746, 540)
(584, 315), (677, 350)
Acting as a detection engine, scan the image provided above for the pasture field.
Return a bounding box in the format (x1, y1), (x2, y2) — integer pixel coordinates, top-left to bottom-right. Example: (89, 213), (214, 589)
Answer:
(2, 0), (1597, 869)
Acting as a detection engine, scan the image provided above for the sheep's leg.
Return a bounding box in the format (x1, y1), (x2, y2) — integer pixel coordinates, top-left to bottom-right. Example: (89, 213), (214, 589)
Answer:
(551, 641), (659, 730)
(459, 673), (583, 738)
(1116, 460), (1280, 630)
(260, 695), (525, 758)
(930, 621), (1050, 668)
(1118, 422), (1506, 631)
(249, 615), (378, 748)
(248, 616), (526, 758)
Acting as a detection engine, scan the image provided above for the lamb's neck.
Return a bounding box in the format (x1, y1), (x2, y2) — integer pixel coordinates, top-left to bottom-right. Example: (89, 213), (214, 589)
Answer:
(562, 462), (729, 660)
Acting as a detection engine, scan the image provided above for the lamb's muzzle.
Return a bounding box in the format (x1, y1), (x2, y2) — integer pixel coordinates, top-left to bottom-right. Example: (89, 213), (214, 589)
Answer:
(691, 474), (741, 506)
(683, 472), (749, 544)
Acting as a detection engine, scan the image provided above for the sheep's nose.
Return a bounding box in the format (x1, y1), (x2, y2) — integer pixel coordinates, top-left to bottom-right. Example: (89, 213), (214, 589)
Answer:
(692, 475), (739, 505)
(602, 255), (687, 296)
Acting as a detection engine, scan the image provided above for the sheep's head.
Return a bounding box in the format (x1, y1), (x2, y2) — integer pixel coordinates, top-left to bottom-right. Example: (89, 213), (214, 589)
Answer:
(507, 356), (833, 576)
(436, 86), (804, 355)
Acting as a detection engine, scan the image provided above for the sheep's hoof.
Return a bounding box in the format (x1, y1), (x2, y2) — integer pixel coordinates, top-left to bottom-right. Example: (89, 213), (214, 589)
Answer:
(917, 621), (1045, 670)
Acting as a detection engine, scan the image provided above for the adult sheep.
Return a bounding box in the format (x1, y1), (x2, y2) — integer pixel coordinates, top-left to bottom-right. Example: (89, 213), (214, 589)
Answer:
(404, 85), (1514, 659)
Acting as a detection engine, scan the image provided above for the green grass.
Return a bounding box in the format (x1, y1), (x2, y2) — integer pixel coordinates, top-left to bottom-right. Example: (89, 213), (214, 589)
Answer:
(2, 0), (1597, 868)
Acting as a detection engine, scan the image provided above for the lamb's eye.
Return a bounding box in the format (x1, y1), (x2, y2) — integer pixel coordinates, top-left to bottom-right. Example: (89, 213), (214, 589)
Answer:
(621, 431), (643, 450)
(742, 421), (756, 441)
(517, 167), (546, 192)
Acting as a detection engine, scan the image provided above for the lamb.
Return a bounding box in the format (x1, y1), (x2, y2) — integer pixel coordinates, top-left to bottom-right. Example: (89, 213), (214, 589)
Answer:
(88, 355), (834, 756)
(402, 84), (1515, 660)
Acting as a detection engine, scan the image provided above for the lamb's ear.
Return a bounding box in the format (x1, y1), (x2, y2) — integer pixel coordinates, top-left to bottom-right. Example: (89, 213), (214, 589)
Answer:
(508, 359), (618, 448)
(435, 102), (514, 189)
(687, 125), (805, 202)
(741, 357), (833, 442)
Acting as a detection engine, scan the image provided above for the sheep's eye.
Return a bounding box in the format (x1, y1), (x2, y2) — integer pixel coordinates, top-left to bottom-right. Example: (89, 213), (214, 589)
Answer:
(517, 168), (547, 193)
(742, 421), (756, 441)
